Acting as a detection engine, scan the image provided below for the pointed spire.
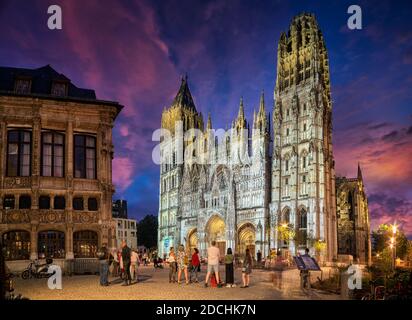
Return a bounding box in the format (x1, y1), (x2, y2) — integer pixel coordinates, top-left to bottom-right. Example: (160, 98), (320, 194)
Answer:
(357, 162), (363, 181)
(207, 112), (212, 130)
(259, 90), (265, 114)
(234, 97), (247, 130)
(238, 97), (245, 119)
(172, 74), (196, 111)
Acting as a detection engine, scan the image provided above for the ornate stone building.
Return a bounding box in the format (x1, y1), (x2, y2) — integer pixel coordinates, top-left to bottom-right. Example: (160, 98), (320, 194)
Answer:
(0, 65), (122, 269)
(270, 13), (337, 262)
(336, 165), (371, 264)
(158, 13), (371, 263)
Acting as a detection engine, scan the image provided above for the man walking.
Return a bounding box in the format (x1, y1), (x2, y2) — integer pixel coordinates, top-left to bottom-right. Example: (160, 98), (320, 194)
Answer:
(98, 244), (110, 286)
(121, 240), (132, 286)
(204, 241), (221, 288)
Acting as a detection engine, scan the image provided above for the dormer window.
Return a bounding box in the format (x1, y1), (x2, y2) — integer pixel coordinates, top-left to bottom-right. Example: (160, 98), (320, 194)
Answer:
(51, 81), (68, 96)
(14, 78), (31, 94)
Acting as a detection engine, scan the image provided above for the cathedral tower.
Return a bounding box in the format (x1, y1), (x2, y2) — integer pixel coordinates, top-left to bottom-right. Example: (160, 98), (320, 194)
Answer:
(158, 77), (204, 257)
(270, 13), (337, 262)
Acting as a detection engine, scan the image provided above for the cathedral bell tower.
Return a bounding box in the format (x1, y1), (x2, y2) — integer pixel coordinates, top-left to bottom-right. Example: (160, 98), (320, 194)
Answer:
(158, 76), (204, 257)
(271, 13), (337, 262)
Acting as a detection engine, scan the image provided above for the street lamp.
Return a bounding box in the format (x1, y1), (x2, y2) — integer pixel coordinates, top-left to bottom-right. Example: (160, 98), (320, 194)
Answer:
(390, 223), (398, 269)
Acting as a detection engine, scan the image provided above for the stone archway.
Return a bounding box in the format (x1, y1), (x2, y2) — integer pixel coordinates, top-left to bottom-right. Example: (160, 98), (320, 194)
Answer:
(237, 223), (256, 257)
(205, 215), (226, 257)
(186, 228), (198, 253)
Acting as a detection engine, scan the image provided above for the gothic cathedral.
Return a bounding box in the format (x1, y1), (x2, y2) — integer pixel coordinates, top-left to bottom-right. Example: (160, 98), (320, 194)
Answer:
(158, 13), (371, 265)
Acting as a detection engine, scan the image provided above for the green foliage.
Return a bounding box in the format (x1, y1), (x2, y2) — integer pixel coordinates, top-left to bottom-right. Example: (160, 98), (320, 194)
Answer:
(371, 223), (408, 259)
(137, 215), (158, 250)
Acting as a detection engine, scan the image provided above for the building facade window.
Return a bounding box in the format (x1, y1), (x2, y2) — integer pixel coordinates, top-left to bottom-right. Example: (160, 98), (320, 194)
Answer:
(2, 231), (31, 260)
(41, 132), (64, 177)
(51, 81), (68, 96)
(19, 195), (31, 209)
(54, 196), (66, 210)
(14, 78), (31, 94)
(73, 197), (84, 210)
(298, 209), (308, 246)
(3, 195), (15, 209)
(73, 231), (98, 258)
(88, 198), (98, 211)
(39, 196), (51, 209)
(74, 135), (96, 179)
(7, 130), (31, 177)
(38, 231), (65, 259)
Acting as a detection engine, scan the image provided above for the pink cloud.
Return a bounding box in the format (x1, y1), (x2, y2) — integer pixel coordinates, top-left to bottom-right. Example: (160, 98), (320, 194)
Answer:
(112, 156), (134, 193)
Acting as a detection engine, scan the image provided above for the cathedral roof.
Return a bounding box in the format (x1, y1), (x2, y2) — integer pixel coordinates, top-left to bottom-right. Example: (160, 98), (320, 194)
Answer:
(172, 75), (197, 111)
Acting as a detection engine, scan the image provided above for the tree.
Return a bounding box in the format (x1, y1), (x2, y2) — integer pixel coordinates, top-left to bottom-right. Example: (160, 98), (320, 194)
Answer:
(372, 224), (408, 259)
(137, 215), (158, 250)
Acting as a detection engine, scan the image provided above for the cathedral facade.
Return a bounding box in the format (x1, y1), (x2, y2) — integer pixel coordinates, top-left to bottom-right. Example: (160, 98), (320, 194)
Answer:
(158, 13), (371, 264)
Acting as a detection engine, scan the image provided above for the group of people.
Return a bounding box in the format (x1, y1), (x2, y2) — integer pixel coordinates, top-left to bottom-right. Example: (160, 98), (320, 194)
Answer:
(167, 245), (200, 284)
(98, 240), (141, 287)
(167, 241), (254, 288)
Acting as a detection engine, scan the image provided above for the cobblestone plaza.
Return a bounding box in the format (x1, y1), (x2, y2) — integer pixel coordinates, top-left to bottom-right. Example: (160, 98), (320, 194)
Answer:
(13, 265), (340, 300)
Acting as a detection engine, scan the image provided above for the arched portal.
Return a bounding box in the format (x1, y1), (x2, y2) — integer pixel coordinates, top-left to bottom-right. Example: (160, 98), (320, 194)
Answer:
(187, 228), (198, 253)
(205, 215), (226, 257)
(237, 223), (256, 258)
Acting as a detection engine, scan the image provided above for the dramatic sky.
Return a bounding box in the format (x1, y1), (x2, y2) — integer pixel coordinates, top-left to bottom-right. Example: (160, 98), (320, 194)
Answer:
(1, 0), (411, 236)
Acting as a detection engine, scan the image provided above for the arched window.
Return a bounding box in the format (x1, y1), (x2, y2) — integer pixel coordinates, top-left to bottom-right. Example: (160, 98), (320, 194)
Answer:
(282, 208), (290, 224)
(298, 209), (308, 246)
(299, 210), (307, 229)
(73, 231), (98, 258)
(2, 230), (31, 260)
(38, 231), (65, 259)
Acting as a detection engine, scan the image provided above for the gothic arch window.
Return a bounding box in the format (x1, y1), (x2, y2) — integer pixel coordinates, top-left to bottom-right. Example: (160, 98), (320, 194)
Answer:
(298, 208), (308, 246)
(281, 208), (290, 224)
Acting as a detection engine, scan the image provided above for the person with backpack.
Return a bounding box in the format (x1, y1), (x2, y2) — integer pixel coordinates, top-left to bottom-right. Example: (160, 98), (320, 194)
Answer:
(121, 240), (132, 286)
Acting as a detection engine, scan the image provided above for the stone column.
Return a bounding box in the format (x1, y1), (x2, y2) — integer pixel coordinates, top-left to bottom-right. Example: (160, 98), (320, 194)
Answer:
(30, 224), (38, 260)
(65, 225), (74, 259)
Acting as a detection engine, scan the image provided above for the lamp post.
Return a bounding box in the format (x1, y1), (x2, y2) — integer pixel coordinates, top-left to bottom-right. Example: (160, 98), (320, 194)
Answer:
(390, 223), (397, 270)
